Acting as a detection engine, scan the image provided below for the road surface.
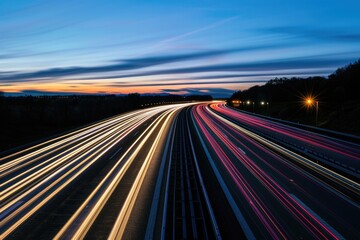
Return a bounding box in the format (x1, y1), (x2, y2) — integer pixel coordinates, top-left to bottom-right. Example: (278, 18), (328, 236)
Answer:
(1, 102), (359, 239)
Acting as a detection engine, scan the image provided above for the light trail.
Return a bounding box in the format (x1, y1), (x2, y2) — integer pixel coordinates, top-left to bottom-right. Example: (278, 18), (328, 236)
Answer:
(190, 103), (359, 239)
(211, 104), (360, 175)
(108, 106), (181, 240)
(206, 105), (360, 195)
(1, 115), (145, 202)
(0, 103), (194, 239)
(0, 110), (142, 172)
(1, 102), (359, 239)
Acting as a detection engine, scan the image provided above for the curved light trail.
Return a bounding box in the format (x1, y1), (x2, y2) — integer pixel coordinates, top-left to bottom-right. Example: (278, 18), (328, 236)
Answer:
(1, 102), (359, 239)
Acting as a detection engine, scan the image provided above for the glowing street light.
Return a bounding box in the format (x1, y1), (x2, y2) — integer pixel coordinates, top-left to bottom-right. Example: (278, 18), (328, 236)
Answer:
(306, 98), (313, 106)
(305, 97), (319, 126)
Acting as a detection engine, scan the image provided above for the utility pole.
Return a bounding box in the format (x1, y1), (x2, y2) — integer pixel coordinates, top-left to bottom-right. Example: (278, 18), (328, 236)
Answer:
(315, 101), (318, 126)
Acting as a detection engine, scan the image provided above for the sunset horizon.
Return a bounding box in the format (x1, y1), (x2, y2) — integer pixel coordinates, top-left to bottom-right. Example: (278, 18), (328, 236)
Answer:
(2, 1), (360, 97)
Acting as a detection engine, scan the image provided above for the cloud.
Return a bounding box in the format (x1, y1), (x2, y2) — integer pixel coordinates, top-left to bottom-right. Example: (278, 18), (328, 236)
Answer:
(3, 87), (234, 98)
(106, 79), (268, 88)
(262, 26), (360, 42)
(0, 71), (18, 75)
(0, 44), (357, 85)
(89, 56), (353, 81)
(0, 54), (19, 59)
(148, 16), (239, 51)
(3, 90), (88, 97)
(161, 87), (235, 98)
(166, 69), (332, 81)
(83, 68), (332, 86)
(0, 43), (288, 82)
(138, 57), (351, 74)
(0, 21), (78, 41)
(102, 69), (328, 88)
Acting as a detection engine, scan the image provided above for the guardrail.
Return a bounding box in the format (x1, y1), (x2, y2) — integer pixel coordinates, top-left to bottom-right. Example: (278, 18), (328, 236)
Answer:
(222, 104), (360, 180)
(226, 104), (360, 144)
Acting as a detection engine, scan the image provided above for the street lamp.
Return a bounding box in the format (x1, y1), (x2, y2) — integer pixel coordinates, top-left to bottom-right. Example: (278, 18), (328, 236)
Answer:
(305, 97), (319, 126)
(315, 101), (319, 126)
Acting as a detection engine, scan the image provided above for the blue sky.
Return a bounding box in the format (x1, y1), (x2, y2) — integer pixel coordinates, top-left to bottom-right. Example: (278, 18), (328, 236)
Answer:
(1, 0), (360, 97)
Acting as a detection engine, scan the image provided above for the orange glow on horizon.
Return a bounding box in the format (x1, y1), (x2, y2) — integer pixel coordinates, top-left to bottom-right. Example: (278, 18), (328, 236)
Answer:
(1, 80), (247, 96)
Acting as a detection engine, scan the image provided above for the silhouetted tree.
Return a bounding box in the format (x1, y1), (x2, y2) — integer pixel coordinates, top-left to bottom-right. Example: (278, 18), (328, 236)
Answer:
(227, 59), (360, 134)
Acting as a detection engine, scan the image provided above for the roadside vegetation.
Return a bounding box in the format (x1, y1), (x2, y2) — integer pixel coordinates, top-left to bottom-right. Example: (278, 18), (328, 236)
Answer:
(0, 94), (211, 152)
(227, 59), (360, 135)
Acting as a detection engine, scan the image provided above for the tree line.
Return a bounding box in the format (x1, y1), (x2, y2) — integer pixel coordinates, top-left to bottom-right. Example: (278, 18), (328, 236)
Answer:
(0, 93), (212, 127)
(228, 59), (360, 103)
(0, 94), (212, 151)
(227, 59), (360, 134)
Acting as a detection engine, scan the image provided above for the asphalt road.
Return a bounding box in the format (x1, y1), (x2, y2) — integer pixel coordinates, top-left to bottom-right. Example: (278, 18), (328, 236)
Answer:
(1, 102), (359, 239)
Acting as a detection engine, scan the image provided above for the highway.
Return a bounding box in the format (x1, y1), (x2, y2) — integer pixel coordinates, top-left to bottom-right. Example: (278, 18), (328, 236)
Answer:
(1, 102), (359, 239)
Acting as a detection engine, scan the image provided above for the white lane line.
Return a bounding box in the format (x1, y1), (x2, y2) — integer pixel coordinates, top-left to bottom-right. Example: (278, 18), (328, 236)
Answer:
(237, 147), (246, 155)
(188, 119), (222, 239)
(110, 147), (123, 160)
(145, 117), (177, 240)
(191, 114), (255, 240)
(108, 109), (178, 239)
(290, 194), (345, 240)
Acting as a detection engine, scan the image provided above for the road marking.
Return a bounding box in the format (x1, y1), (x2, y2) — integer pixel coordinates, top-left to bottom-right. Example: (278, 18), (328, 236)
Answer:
(145, 118), (176, 240)
(187, 120), (222, 240)
(290, 194), (345, 240)
(237, 147), (246, 155)
(110, 147), (122, 159)
(109, 108), (178, 239)
(192, 114), (255, 240)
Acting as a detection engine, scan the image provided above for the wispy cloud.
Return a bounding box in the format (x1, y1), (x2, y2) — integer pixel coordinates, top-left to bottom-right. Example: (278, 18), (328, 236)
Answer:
(103, 68), (332, 88)
(3, 89), (89, 97)
(106, 80), (268, 88)
(157, 69), (332, 82)
(80, 55), (353, 81)
(161, 87), (235, 97)
(148, 16), (239, 51)
(0, 43), (291, 82)
(261, 25), (360, 42)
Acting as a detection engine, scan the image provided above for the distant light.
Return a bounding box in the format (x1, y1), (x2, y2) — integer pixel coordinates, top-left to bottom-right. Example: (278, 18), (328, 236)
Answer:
(261, 101), (265, 105)
(306, 97), (314, 105)
(247, 100), (250, 105)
